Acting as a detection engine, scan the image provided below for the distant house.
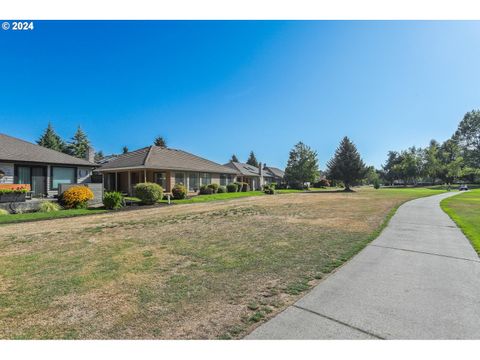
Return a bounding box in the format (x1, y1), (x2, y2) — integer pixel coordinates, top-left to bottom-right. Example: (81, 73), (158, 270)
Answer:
(0, 133), (97, 197)
(224, 161), (285, 190)
(96, 146), (238, 195)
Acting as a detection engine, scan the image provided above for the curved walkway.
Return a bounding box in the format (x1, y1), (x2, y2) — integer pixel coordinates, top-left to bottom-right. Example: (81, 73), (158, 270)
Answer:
(246, 192), (480, 339)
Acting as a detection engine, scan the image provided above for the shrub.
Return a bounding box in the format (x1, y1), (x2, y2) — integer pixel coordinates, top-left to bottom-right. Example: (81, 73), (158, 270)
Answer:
(172, 184), (187, 199)
(226, 183), (238, 193)
(264, 187), (275, 195)
(199, 185), (214, 195)
(0, 208), (9, 216)
(373, 178), (380, 189)
(103, 191), (124, 210)
(134, 182), (163, 205)
(314, 179), (330, 188)
(217, 186), (226, 193)
(61, 185), (94, 209)
(38, 201), (61, 213)
(207, 183), (219, 193)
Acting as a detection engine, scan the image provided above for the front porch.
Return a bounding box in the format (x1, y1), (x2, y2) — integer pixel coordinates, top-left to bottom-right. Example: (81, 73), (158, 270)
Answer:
(103, 169), (170, 196)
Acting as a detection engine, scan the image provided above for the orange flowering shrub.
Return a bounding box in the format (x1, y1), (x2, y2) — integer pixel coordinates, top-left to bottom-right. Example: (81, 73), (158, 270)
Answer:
(61, 185), (94, 209)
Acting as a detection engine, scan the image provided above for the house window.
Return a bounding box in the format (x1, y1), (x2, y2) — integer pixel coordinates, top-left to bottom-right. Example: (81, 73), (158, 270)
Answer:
(154, 172), (166, 189)
(220, 174), (228, 186)
(51, 167), (76, 190)
(188, 173), (199, 191)
(200, 173), (211, 186)
(175, 172), (185, 186)
(17, 166), (31, 185)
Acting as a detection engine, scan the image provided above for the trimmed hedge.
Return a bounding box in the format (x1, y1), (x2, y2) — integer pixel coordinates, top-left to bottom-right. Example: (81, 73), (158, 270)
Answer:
(172, 184), (187, 199)
(207, 183), (219, 193)
(134, 182), (163, 205)
(199, 185), (214, 195)
(226, 183), (238, 193)
(217, 186), (226, 193)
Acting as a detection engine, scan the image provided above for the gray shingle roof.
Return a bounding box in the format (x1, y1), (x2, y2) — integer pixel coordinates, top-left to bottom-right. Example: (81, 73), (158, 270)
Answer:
(98, 146), (238, 174)
(0, 133), (96, 166)
(265, 166), (285, 178)
(224, 162), (261, 177)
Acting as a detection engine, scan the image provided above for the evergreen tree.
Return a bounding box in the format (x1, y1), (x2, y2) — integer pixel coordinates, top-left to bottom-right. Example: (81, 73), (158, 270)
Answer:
(154, 136), (167, 147)
(37, 122), (66, 152)
(231, 154), (239, 163)
(94, 150), (104, 163)
(453, 109), (480, 168)
(122, 146), (129, 154)
(67, 126), (90, 159)
(326, 137), (366, 191)
(246, 151), (259, 168)
(284, 142), (319, 189)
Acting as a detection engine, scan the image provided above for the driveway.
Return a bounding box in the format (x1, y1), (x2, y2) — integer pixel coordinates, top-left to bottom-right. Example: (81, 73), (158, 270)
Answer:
(246, 192), (480, 339)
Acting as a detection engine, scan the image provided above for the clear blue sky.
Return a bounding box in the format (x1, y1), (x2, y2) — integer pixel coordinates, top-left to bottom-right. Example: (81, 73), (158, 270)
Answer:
(1, 21), (480, 169)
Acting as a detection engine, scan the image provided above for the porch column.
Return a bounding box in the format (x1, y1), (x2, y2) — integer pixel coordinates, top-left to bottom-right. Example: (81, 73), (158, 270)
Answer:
(115, 172), (118, 191)
(128, 171), (131, 196)
(144, 169), (147, 183)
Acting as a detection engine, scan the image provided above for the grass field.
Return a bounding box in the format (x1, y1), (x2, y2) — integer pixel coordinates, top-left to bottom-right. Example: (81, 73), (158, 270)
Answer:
(0, 187), (444, 339)
(0, 208), (107, 225)
(441, 189), (480, 254)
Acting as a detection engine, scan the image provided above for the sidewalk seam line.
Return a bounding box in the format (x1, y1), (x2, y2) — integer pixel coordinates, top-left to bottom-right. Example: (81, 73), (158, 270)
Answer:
(292, 305), (385, 340)
(369, 244), (480, 263)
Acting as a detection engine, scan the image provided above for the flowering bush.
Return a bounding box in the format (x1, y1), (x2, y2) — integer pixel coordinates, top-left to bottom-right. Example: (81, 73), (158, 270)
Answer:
(61, 185), (94, 209)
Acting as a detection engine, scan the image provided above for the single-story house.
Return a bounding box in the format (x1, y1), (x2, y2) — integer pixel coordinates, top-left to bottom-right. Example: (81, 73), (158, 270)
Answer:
(96, 146), (238, 195)
(262, 164), (285, 185)
(223, 161), (285, 190)
(0, 133), (97, 197)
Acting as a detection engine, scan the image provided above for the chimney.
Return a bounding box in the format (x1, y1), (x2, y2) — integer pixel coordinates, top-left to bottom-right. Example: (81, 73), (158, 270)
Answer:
(86, 146), (95, 163)
(263, 163), (267, 170)
(258, 162), (262, 175)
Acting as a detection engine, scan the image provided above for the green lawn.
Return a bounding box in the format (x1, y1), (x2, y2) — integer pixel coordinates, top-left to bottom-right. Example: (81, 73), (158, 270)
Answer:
(441, 189), (480, 254)
(0, 208), (107, 225)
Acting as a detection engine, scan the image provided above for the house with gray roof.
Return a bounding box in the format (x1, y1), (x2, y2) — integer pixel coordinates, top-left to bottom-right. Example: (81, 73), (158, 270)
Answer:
(224, 161), (285, 190)
(0, 133), (97, 197)
(96, 146), (238, 195)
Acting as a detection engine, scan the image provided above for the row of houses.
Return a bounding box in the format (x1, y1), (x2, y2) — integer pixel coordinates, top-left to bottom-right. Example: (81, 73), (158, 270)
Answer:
(0, 133), (285, 197)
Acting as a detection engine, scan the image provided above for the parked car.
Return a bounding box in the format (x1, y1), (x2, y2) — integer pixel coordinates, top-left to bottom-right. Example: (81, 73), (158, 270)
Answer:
(458, 184), (469, 191)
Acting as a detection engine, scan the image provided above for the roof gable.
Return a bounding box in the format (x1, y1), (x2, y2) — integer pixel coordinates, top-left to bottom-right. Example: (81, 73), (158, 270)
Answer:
(0, 133), (95, 166)
(99, 146), (238, 174)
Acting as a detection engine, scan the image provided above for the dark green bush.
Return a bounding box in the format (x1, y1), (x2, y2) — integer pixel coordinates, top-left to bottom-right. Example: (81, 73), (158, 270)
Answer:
(263, 184), (275, 195)
(373, 178), (380, 189)
(217, 186), (226, 193)
(207, 183), (219, 193)
(313, 179), (330, 188)
(172, 184), (187, 199)
(226, 183), (238, 193)
(103, 191), (124, 210)
(199, 185), (214, 195)
(134, 182), (163, 204)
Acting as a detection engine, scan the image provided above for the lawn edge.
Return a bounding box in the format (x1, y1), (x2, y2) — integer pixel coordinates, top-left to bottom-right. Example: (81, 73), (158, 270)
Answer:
(440, 192), (480, 254)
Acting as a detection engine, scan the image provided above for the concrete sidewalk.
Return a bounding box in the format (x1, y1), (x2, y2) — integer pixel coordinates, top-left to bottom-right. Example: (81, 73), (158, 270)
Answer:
(246, 192), (480, 339)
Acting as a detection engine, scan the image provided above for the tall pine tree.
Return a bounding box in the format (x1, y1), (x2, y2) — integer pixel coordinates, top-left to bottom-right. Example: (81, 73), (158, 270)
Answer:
(67, 126), (90, 159)
(122, 146), (129, 154)
(284, 142), (319, 189)
(326, 137), (366, 191)
(246, 151), (259, 168)
(231, 154), (239, 162)
(37, 122), (66, 152)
